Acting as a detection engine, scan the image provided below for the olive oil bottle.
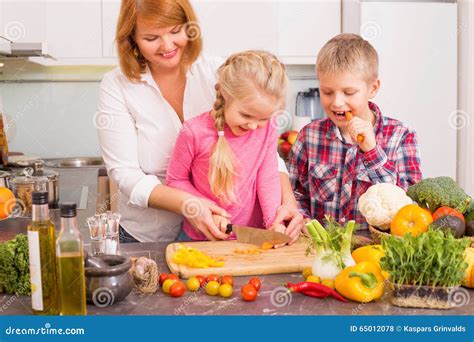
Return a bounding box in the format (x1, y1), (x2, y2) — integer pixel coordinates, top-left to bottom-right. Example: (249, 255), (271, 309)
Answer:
(56, 203), (86, 315)
(27, 191), (59, 315)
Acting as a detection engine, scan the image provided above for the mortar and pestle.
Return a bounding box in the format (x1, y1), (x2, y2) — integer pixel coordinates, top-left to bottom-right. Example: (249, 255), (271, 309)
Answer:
(84, 252), (133, 307)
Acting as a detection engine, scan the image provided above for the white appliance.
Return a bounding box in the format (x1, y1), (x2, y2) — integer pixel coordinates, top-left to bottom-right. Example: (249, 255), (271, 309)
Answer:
(343, 0), (457, 179)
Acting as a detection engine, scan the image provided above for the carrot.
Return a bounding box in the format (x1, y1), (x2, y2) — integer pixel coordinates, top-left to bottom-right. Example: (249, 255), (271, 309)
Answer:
(345, 111), (365, 143)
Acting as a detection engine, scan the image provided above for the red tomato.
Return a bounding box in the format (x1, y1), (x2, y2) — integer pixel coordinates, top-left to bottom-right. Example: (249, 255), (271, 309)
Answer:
(169, 281), (186, 297)
(221, 275), (234, 286)
(159, 273), (170, 286)
(168, 274), (179, 280)
(433, 207), (465, 223)
(248, 277), (261, 292)
(196, 275), (206, 287)
(206, 274), (220, 284)
(241, 284), (257, 302)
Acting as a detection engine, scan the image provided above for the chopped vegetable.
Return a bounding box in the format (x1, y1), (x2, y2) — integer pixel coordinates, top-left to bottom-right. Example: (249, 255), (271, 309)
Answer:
(406, 176), (472, 214)
(305, 216), (356, 280)
(0, 234), (30, 296)
(173, 244), (224, 268)
(234, 247), (261, 254)
(260, 242), (273, 250)
(358, 183), (413, 230)
(380, 229), (469, 287)
(335, 261), (384, 303)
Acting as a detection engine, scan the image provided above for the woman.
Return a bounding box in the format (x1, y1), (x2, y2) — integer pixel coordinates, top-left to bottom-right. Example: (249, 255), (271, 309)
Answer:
(96, 0), (303, 243)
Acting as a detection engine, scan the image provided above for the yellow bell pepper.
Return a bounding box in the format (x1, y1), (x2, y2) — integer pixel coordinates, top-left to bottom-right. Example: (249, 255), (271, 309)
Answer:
(172, 244), (224, 268)
(352, 244), (390, 280)
(335, 261), (385, 303)
(462, 247), (474, 288)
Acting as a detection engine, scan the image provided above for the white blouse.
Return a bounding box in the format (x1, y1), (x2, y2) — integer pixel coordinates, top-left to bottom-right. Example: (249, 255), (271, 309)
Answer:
(96, 55), (287, 242)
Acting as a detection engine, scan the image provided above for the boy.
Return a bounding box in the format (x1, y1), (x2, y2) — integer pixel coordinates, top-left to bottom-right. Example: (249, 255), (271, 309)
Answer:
(288, 33), (422, 229)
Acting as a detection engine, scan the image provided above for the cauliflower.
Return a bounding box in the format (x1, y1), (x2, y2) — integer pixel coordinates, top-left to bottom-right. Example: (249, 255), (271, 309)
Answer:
(358, 183), (413, 230)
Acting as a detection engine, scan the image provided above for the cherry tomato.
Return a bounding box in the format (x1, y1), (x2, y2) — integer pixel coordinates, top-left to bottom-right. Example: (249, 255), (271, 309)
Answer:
(205, 281), (220, 296)
(168, 274), (179, 281)
(169, 281), (186, 297)
(186, 277), (201, 292)
(162, 278), (177, 294)
(221, 275), (234, 286)
(196, 275), (206, 287)
(159, 273), (170, 286)
(302, 267), (312, 279)
(219, 284), (233, 298)
(206, 274), (220, 284)
(241, 284), (257, 302)
(433, 206), (465, 223)
(248, 277), (261, 292)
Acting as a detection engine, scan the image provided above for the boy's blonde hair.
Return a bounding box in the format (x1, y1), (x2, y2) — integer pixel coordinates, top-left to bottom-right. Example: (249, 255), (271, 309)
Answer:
(116, 0), (202, 83)
(209, 50), (288, 204)
(316, 33), (379, 82)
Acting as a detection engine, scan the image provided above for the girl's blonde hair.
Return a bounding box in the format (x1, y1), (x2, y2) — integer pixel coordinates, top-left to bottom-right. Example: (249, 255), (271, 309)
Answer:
(209, 50), (288, 204)
(316, 33), (379, 82)
(116, 0), (202, 82)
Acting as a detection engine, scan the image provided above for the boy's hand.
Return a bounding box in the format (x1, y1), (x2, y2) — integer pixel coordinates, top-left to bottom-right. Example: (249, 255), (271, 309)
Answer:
(212, 214), (230, 233)
(347, 116), (376, 152)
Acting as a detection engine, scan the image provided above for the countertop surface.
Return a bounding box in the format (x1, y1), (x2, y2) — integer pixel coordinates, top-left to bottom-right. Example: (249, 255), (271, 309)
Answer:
(1, 167), (473, 316)
(1, 241), (473, 316)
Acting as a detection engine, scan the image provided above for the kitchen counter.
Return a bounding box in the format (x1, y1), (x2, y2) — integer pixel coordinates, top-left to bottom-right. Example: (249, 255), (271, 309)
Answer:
(1, 167), (473, 316)
(1, 241), (473, 316)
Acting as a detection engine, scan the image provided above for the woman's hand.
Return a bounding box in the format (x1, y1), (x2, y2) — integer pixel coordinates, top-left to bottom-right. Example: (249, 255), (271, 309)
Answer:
(181, 197), (230, 241)
(270, 202), (305, 246)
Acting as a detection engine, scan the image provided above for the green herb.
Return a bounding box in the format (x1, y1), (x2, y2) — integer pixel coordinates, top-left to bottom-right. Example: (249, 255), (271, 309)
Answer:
(0, 234), (30, 295)
(380, 229), (469, 287)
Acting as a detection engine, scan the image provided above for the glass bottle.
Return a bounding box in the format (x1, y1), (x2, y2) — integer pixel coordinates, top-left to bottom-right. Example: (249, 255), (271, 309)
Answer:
(56, 203), (86, 315)
(27, 191), (59, 315)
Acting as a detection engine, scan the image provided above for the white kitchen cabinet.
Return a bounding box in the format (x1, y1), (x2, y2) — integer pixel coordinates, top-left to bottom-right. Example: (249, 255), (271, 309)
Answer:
(0, 0), (102, 59)
(100, 0), (341, 64)
(193, 0), (340, 64)
(102, 0), (120, 58)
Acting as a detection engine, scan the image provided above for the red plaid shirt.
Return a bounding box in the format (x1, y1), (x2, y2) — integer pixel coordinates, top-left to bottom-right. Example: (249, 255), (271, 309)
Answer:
(288, 102), (422, 229)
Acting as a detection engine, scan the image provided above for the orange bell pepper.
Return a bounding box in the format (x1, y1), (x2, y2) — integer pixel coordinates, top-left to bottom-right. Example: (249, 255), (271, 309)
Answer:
(390, 204), (433, 237)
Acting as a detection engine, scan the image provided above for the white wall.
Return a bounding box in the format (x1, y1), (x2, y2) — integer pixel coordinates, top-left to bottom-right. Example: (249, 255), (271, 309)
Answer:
(0, 62), (317, 158)
(458, 0), (474, 197)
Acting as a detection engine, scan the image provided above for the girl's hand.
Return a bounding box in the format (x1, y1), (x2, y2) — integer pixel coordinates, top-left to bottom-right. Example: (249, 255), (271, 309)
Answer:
(212, 214), (230, 233)
(270, 202), (305, 246)
(182, 197), (230, 241)
(347, 116), (376, 152)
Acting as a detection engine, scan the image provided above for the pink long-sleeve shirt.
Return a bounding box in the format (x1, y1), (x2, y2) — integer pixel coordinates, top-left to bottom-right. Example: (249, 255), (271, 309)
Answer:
(166, 111), (281, 240)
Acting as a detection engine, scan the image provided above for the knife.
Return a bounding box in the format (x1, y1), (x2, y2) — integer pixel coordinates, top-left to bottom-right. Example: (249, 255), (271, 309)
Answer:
(225, 224), (291, 247)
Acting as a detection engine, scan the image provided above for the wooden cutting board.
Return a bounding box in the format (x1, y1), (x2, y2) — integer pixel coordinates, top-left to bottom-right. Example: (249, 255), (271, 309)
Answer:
(165, 239), (314, 278)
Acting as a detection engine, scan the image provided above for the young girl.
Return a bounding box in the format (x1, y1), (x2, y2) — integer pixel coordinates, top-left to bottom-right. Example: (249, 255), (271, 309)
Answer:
(166, 50), (288, 241)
